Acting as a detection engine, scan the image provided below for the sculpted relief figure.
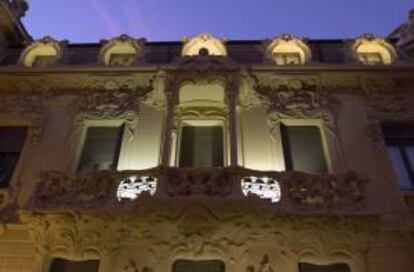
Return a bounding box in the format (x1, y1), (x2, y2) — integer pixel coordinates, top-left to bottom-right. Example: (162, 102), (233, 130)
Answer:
(246, 255), (274, 272)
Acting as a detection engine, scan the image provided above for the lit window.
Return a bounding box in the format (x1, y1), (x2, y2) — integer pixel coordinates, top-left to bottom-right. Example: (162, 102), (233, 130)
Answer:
(50, 258), (99, 272)
(273, 52), (301, 65)
(299, 263), (350, 272)
(179, 126), (224, 167)
(0, 127), (27, 188)
(382, 124), (414, 190)
(353, 34), (397, 65)
(78, 126), (124, 171)
(173, 260), (225, 272)
(281, 125), (327, 173)
(358, 52), (383, 65)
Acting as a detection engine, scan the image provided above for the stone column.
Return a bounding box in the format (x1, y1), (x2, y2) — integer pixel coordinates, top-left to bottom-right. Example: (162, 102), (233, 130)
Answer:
(226, 77), (240, 167)
(161, 78), (178, 166)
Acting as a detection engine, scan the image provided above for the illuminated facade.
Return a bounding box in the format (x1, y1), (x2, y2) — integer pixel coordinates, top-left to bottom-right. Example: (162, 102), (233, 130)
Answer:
(0, 1), (414, 271)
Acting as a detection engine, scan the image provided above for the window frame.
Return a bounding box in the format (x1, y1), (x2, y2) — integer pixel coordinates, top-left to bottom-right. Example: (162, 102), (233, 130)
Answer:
(74, 120), (126, 172)
(0, 124), (29, 189)
(174, 119), (229, 167)
(382, 123), (414, 190)
(276, 119), (332, 173)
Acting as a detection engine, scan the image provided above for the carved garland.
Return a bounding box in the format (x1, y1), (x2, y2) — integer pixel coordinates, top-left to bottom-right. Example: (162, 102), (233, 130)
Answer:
(253, 77), (341, 136)
(19, 209), (379, 271)
(73, 84), (153, 140)
(362, 76), (414, 144)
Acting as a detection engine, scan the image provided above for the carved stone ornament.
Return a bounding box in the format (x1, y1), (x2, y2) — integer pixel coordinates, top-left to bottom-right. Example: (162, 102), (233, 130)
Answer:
(0, 94), (44, 146)
(27, 167), (369, 214)
(253, 76), (341, 133)
(74, 84), (153, 140)
(123, 260), (153, 272)
(181, 33), (227, 57)
(351, 33), (397, 65)
(19, 208), (379, 268)
(18, 36), (67, 67)
(98, 34), (146, 66)
(247, 255), (274, 272)
(265, 34), (312, 64)
(365, 86), (414, 144)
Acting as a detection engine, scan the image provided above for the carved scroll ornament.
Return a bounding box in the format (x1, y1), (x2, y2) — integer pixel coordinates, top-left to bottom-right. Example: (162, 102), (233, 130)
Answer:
(28, 167), (368, 214)
(74, 85), (153, 140)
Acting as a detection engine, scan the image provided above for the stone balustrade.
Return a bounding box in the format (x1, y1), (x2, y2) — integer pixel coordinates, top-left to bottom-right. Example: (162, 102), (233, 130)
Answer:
(26, 166), (369, 214)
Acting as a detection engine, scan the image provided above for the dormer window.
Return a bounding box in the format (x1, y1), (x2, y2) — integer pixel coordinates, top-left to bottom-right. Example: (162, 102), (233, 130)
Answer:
(267, 34), (311, 65)
(181, 33), (227, 57)
(353, 34), (397, 65)
(99, 34), (145, 66)
(18, 36), (62, 67)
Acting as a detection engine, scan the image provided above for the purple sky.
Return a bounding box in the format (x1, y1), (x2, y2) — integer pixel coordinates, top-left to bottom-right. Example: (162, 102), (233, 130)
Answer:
(22, 0), (413, 43)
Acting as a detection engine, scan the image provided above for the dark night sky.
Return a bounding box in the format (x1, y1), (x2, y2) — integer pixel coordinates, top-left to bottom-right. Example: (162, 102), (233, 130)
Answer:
(22, 0), (413, 43)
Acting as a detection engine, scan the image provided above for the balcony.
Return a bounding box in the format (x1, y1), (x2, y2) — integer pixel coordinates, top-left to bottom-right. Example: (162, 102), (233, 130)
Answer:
(26, 167), (369, 215)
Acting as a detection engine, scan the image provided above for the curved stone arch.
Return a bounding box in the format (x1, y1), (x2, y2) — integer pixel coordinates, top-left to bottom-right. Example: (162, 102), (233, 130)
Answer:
(98, 34), (146, 66)
(181, 33), (227, 57)
(266, 34), (312, 65)
(352, 34), (397, 65)
(18, 36), (64, 67)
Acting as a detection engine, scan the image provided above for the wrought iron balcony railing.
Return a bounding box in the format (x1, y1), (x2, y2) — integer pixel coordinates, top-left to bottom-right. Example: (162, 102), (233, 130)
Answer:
(26, 167), (368, 214)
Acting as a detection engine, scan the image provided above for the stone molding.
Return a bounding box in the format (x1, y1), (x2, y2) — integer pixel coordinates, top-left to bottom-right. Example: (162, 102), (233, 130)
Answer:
(27, 167), (369, 214)
(19, 209), (379, 272)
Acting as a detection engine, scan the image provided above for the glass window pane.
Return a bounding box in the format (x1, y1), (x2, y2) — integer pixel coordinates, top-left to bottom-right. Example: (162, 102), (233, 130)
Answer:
(387, 146), (413, 189)
(179, 126), (224, 167)
(50, 258), (99, 272)
(299, 263), (350, 272)
(0, 127), (27, 188)
(282, 125), (327, 173)
(173, 260), (225, 272)
(78, 126), (124, 171)
(404, 146), (414, 173)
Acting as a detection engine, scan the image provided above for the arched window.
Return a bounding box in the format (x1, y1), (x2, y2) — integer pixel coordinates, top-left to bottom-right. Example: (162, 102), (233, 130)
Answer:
(181, 33), (227, 57)
(18, 36), (63, 67)
(267, 34), (311, 65)
(353, 34), (397, 65)
(99, 34), (145, 66)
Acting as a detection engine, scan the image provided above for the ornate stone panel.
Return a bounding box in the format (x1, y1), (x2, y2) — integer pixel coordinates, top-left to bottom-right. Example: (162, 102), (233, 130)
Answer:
(73, 85), (152, 140)
(27, 167), (369, 214)
(20, 207), (379, 272)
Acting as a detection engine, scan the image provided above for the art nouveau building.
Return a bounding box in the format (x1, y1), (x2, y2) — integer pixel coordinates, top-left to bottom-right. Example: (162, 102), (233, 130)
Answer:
(0, 1), (414, 271)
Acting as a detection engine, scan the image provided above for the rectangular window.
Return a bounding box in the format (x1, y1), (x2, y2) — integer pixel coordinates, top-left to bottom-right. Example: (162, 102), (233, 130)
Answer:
(359, 52), (383, 65)
(281, 125), (327, 173)
(0, 127), (27, 188)
(78, 126), (124, 171)
(50, 258), (99, 272)
(383, 124), (414, 189)
(274, 52), (301, 65)
(299, 263), (350, 272)
(179, 126), (224, 167)
(173, 260), (225, 272)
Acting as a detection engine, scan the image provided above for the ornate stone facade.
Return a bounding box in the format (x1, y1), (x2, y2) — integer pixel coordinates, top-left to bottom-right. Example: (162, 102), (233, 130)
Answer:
(0, 3), (413, 272)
